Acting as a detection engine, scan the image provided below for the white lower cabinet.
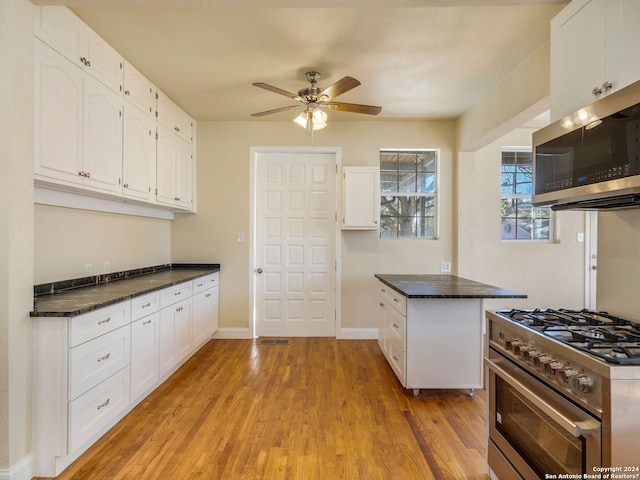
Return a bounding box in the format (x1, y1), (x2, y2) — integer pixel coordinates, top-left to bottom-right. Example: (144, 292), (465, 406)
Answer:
(130, 312), (160, 403)
(32, 272), (219, 477)
(377, 280), (483, 394)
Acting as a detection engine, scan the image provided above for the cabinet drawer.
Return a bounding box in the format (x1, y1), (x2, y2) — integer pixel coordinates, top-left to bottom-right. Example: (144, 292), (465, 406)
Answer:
(70, 302), (131, 347)
(69, 325), (130, 400)
(192, 272), (218, 295)
(378, 281), (406, 316)
(131, 291), (160, 321)
(160, 281), (192, 308)
(388, 308), (406, 343)
(68, 367), (130, 453)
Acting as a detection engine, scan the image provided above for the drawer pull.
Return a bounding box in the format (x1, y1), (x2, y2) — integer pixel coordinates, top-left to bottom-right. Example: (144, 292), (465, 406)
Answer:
(176, 306), (183, 312)
(174, 291), (181, 296)
(97, 398), (110, 410)
(379, 302), (384, 307)
(392, 355), (399, 362)
(393, 298), (399, 303)
(197, 283), (204, 287)
(143, 319), (152, 325)
(142, 302), (151, 308)
(97, 317), (111, 325)
(205, 293), (211, 298)
(393, 323), (399, 329)
(97, 353), (111, 362)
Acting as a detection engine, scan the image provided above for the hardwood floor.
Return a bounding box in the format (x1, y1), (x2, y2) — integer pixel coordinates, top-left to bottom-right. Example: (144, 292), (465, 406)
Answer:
(40, 338), (490, 480)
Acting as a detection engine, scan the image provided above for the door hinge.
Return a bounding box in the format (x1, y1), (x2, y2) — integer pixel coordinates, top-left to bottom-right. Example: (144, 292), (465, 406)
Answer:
(155, 132), (159, 140)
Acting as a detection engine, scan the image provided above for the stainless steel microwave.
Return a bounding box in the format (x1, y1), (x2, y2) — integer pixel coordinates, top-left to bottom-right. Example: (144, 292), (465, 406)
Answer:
(533, 80), (640, 211)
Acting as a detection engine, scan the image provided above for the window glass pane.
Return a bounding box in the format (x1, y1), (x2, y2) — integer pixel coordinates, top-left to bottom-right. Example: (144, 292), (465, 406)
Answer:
(380, 195), (435, 238)
(398, 153), (416, 171)
(380, 152), (398, 172)
(417, 173), (436, 193)
(398, 171), (416, 192)
(501, 172), (515, 194)
(417, 152), (436, 172)
(381, 196), (399, 216)
(380, 171), (398, 193)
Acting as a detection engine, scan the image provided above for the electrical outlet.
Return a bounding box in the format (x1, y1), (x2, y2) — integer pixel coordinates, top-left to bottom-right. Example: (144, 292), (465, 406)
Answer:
(85, 263), (92, 276)
(104, 261), (110, 273)
(440, 262), (451, 273)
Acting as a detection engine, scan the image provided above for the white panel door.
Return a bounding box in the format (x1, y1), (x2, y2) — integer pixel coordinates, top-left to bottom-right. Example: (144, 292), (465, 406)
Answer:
(255, 152), (337, 337)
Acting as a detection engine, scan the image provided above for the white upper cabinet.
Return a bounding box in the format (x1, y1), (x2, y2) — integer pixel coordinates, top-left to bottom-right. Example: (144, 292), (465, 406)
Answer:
(122, 104), (156, 201)
(156, 125), (193, 210)
(35, 40), (123, 194)
(35, 6), (123, 94)
(551, 0), (640, 121)
(156, 90), (193, 143)
(123, 62), (155, 116)
(342, 167), (380, 230)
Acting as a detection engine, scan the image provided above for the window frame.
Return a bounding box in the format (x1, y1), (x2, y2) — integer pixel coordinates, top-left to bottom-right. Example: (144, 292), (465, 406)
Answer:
(500, 146), (553, 242)
(379, 148), (440, 239)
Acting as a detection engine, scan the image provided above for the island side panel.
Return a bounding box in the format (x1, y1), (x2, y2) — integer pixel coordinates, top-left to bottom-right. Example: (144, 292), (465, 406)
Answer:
(406, 298), (484, 389)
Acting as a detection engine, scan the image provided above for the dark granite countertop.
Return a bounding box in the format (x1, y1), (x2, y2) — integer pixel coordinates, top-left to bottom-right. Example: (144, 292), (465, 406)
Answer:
(31, 263), (220, 317)
(375, 274), (527, 299)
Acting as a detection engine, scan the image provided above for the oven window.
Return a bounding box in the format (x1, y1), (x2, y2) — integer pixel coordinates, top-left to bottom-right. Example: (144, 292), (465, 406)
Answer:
(496, 376), (585, 476)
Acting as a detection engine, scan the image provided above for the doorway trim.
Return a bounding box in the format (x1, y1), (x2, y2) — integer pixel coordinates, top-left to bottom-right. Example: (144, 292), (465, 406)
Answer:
(249, 146), (342, 338)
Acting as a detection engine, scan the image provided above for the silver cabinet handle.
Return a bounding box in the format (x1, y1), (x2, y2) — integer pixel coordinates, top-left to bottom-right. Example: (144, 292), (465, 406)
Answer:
(97, 398), (110, 410)
(97, 317), (111, 325)
(97, 353), (111, 362)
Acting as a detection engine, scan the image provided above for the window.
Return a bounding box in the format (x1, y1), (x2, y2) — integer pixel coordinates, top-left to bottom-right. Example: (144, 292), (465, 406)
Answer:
(380, 149), (438, 238)
(500, 148), (552, 240)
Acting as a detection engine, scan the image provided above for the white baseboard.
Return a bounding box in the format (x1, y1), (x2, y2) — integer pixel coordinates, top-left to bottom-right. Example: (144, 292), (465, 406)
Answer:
(338, 328), (378, 340)
(0, 453), (33, 480)
(213, 327), (253, 339)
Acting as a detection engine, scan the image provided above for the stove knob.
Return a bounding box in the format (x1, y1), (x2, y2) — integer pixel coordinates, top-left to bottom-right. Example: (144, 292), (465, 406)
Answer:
(544, 360), (561, 375)
(570, 374), (592, 393)
(533, 354), (546, 369)
(523, 349), (536, 361)
(515, 344), (527, 356)
(507, 340), (521, 353)
(559, 368), (576, 383)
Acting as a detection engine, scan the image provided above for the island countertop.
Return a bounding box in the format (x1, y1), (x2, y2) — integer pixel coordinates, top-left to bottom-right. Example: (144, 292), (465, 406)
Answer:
(32, 263), (220, 317)
(375, 274), (527, 299)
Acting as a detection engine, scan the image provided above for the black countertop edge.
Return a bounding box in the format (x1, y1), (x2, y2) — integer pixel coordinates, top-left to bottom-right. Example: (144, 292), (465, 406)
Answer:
(34, 263), (220, 297)
(375, 274), (527, 299)
(31, 264), (221, 318)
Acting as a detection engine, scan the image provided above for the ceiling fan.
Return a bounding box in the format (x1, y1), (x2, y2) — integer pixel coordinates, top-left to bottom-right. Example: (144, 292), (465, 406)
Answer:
(250, 71), (382, 131)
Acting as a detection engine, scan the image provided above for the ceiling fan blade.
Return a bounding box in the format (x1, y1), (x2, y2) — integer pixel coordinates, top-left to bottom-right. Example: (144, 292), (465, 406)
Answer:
(321, 76), (361, 99)
(250, 105), (303, 117)
(252, 82), (300, 99)
(326, 102), (382, 115)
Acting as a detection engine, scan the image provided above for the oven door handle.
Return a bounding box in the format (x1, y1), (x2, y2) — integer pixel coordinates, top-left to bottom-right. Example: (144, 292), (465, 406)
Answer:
(485, 357), (600, 438)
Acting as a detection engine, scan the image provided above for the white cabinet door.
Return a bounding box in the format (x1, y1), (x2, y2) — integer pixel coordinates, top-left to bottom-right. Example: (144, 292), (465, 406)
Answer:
(122, 105), (155, 201)
(342, 167), (380, 230)
(550, 0), (640, 121)
(159, 303), (177, 378)
(123, 62), (154, 116)
(35, 6), (123, 94)
(175, 299), (193, 362)
(156, 90), (192, 143)
(83, 78), (123, 193)
(130, 313), (160, 402)
(192, 287), (218, 346)
(34, 40), (84, 184)
(156, 126), (193, 210)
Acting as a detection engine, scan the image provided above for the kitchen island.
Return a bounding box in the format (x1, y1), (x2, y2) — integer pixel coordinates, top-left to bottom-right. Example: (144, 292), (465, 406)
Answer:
(375, 274), (526, 395)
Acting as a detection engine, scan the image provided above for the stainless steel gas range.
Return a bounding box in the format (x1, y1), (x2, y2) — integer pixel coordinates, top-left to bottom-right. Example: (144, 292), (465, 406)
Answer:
(486, 308), (640, 480)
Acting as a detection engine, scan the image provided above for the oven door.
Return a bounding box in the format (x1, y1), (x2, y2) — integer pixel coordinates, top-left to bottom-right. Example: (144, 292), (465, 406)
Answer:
(486, 351), (601, 480)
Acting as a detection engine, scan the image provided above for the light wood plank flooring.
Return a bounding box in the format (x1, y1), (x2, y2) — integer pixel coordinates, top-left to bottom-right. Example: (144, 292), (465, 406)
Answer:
(39, 338), (490, 480)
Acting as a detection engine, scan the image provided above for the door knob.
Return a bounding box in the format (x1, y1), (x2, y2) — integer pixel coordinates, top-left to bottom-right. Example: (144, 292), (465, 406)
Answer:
(255, 268), (263, 274)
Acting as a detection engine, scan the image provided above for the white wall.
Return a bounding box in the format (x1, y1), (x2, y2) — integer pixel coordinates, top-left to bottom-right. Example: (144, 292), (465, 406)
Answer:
(457, 127), (586, 311)
(597, 211), (640, 321)
(34, 205), (172, 283)
(0, 0), (34, 474)
(171, 120), (457, 333)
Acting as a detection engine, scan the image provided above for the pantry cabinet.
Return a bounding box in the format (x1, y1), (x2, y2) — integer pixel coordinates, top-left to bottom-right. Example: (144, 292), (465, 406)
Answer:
(551, 0), (640, 120)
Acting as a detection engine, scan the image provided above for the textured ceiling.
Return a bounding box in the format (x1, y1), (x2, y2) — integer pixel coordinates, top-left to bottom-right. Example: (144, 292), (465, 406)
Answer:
(33, 0), (567, 122)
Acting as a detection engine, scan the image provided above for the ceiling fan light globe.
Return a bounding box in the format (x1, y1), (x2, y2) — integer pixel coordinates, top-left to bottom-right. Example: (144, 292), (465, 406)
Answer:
(293, 112), (309, 128)
(312, 109), (327, 123)
(312, 121), (327, 130)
